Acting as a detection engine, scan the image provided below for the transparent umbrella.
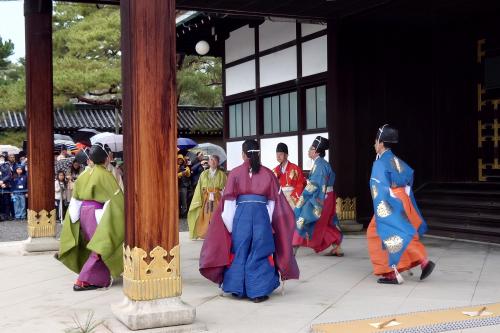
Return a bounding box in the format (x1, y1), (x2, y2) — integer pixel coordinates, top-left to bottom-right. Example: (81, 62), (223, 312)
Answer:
(189, 143), (226, 164)
(90, 132), (123, 152)
(0, 145), (21, 155)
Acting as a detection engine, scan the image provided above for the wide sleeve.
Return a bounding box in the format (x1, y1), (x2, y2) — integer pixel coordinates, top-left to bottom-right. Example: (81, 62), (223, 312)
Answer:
(187, 173), (204, 239)
(221, 170), (237, 201)
(370, 160), (415, 267)
(303, 164), (326, 202)
(199, 169), (233, 284)
(291, 166), (306, 201)
(87, 187), (125, 277)
(216, 170), (227, 190)
(269, 171), (300, 280)
(219, 170), (237, 232)
(370, 161), (391, 216)
(296, 163), (327, 225)
(189, 171), (205, 210)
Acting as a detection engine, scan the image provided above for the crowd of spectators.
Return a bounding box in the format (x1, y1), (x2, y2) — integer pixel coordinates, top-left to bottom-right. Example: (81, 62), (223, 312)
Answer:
(0, 151), (28, 221)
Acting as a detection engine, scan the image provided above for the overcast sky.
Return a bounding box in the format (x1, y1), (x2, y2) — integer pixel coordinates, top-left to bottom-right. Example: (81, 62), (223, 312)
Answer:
(0, 0), (25, 62)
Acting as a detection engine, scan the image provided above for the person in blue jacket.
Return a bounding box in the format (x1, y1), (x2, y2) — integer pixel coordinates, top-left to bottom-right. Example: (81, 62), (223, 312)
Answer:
(11, 164), (28, 220)
(0, 153), (13, 220)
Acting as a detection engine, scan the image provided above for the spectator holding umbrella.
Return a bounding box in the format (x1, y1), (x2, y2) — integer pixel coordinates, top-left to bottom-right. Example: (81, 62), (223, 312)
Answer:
(177, 154), (191, 218)
(107, 151), (124, 192)
(190, 152), (205, 188)
(6, 153), (17, 219)
(66, 160), (83, 200)
(57, 145), (69, 161)
(55, 170), (68, 223)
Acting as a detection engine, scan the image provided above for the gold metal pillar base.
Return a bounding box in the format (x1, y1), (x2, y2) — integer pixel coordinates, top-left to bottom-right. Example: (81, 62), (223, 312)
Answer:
(123, 244), (182, 301)
(336, 197), (357, 220)
(27, 209), (56, 238)
(336, 197), (363, 232)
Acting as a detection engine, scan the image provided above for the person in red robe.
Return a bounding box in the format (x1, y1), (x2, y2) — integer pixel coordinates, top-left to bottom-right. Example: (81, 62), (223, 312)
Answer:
(273, 143), (306, 209)
(199, 139), (299, 302)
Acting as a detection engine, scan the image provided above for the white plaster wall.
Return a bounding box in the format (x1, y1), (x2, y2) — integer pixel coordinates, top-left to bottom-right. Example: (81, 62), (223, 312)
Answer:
(259, 46), (297, 87)
(302, 132), (329, 170)
(260, 136), (299, 170)
(302, 35), (328, 77)
(226, 140), (244, 171)
(259, 20), (296, 51)
(225, 25), (255, 64)
(301, 23), (327, 37)
(225, 60), (256, 96)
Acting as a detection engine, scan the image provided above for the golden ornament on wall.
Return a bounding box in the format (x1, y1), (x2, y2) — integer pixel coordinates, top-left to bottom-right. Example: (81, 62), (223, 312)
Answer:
(336, 197), (357, 220)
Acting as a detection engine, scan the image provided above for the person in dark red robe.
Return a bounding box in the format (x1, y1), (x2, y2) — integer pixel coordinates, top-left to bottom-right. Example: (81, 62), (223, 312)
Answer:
(273, 143), (306, 209)
(199, 139), (299, 303)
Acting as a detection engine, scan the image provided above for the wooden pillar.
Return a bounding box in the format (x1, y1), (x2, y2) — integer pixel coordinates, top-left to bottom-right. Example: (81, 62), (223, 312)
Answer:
(122, 0), (179, 300)
(24, 0), (56, 240)
(114, 1), (196, 330)
(327, 18), (360, 229)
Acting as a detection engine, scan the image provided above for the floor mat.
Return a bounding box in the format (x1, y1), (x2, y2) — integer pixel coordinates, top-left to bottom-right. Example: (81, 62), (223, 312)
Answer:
(312, 303), (500, 333)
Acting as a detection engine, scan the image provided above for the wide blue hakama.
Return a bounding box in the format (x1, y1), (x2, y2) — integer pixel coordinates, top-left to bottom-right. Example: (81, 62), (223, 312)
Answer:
(222, 194), (280, 298)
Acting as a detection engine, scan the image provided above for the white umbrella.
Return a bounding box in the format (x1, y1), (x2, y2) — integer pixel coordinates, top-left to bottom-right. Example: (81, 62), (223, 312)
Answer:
(54, 134), (74, 142)
(0, 145), (21, 155)
(90, 132), (123, 152)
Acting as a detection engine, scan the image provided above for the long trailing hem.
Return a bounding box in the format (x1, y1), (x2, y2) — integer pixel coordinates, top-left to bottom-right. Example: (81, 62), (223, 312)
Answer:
(200, 191), (299, 284)
(77, 201), (111, 287)
(292, 192), (342, 253)
(222, 195), (280, 298)
(368, 187), (427, 276)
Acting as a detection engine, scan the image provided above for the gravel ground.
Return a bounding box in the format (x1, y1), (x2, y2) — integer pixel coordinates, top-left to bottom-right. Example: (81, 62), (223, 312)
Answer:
(0, 218), (188, 242)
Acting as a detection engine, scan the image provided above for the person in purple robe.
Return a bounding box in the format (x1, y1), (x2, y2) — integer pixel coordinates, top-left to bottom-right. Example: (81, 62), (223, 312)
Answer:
(199, 139), (299, 303)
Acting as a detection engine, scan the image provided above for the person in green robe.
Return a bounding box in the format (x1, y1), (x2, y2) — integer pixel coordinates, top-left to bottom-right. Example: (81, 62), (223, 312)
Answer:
(58, 143), (124, 291)
(187, 154), (227, 240)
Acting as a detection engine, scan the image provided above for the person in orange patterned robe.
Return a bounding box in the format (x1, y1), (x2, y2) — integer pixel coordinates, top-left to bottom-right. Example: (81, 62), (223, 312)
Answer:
(272, 143), (306, 209)
(368, 125), (435, 284)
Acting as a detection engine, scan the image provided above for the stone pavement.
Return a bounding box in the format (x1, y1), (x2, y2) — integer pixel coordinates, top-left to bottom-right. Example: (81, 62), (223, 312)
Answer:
(0, 233), (499, 333)
(0, 218), (187, 242)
